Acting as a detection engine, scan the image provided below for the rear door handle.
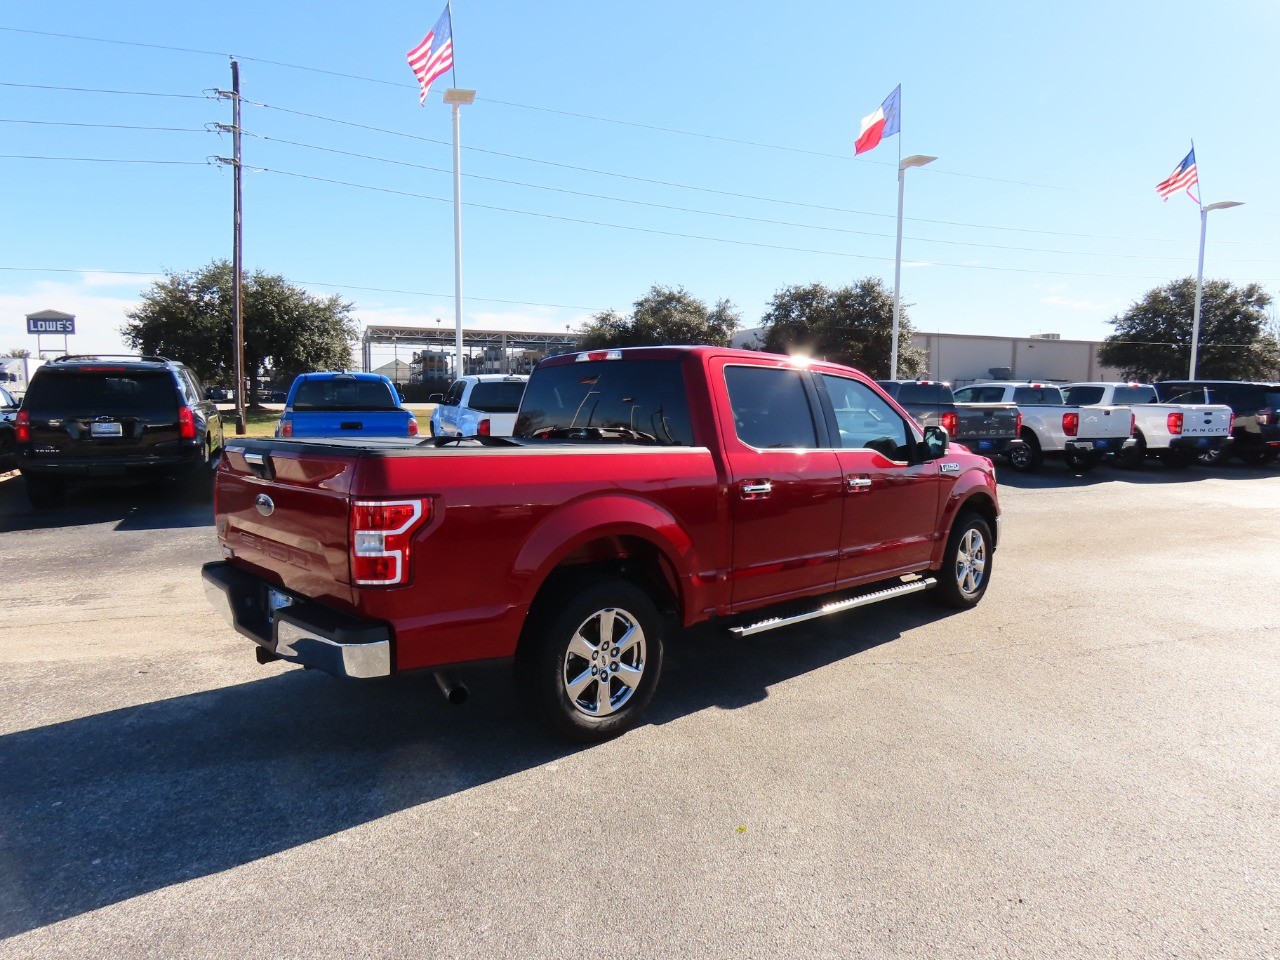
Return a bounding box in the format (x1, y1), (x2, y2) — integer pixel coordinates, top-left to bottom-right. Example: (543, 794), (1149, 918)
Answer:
(739, 480), (773, 499)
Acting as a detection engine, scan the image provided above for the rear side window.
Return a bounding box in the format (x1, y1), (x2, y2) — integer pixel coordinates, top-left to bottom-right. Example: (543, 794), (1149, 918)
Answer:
(468, 380), (526, 413)
(893, 383), (949, 405)
(292, 378), (398, 411)
(25, 370), (178, 409)
(1112, 385), (1158, 404)
(1155, 383), (1202, 403)
(514, 359), (693, 445)
(724, 366), (819, 449)
(1013, 386), (1064, 405)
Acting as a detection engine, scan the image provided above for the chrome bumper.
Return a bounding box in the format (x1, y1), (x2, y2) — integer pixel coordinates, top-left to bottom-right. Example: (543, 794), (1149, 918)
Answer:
(202, 561), (391, 679)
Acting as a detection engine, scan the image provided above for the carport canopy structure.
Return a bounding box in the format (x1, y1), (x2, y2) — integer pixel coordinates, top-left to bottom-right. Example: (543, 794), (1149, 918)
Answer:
(360, 324), (584, 377)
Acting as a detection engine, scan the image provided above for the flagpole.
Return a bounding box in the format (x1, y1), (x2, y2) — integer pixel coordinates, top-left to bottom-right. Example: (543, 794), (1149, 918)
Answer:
(443, 88), (475, 380)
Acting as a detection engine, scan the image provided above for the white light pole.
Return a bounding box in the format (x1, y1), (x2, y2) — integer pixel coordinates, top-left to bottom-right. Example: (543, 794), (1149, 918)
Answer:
(891, 154), (935, 380)
(443, 87), (476, 382)
(1189, 200), (1243, 379)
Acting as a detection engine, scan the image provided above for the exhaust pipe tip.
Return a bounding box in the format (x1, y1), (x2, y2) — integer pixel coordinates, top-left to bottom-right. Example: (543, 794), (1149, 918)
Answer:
(433, 672), (469, 706)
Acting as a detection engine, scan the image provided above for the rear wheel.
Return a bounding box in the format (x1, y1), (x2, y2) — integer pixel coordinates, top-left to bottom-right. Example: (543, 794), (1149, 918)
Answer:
(518, 576), (665, 743)
(184, 438), (217, 500)
(25, 476), (65, 509)
(933, 512), (993, 609)
(1006, 430), (1042, 472)
(1239, 449), (1278, 467)
(1115, 432), (1146, 469)
(1198, 443), (1232, 467)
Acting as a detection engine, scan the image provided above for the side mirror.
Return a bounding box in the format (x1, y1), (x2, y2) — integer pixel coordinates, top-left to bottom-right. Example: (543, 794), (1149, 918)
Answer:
(921, 425), (949, 460)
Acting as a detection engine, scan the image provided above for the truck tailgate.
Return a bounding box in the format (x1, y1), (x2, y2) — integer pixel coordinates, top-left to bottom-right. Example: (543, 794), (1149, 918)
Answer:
(1076, 405), (1132, 438)
(1177, 405), (1232, 437)
(217, 443), (358, 607)
(954, 403), (1019, 440)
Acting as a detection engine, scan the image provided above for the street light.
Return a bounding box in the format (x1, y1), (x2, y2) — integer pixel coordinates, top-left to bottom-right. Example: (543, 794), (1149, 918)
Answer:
(1189, 200), (1244, 379)
(891, 154), (936, 380)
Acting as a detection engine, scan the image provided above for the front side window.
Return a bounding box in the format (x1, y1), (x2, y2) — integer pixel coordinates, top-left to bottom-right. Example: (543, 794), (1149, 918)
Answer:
(819, 374), (912, 459)
(724, 366), (819, 450)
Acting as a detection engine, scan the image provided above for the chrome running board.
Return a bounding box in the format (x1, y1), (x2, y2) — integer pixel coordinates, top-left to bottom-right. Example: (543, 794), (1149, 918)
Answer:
(728, 578), (937, 638)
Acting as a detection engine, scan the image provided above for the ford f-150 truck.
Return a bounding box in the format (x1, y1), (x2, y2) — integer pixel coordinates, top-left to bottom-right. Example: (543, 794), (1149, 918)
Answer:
(203, 347), (1001, 742)
(953, 381), (1134, 473)
(1061, 382), (1232, 468)
(876, 379), (1025, 460)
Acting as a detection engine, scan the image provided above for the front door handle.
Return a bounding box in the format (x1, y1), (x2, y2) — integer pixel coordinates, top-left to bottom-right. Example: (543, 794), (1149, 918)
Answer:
(739, 480), (773, 499)
(847, 476), (873, 492)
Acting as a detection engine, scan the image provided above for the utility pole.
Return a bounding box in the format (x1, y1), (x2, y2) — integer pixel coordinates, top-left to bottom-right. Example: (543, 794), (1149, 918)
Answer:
(215, 61), (247, 434)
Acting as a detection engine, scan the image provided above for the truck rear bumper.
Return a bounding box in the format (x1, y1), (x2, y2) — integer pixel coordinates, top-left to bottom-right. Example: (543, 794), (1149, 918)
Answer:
(202, 560), (391, 679)
(1169, 435), (1229, 452)
(956, 437), (1024, 456)
(1064, 437), (1135, 454)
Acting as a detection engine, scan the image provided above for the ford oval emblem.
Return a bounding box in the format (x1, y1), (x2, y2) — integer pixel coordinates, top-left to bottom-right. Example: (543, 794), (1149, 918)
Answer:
(255, 494), (275, 517)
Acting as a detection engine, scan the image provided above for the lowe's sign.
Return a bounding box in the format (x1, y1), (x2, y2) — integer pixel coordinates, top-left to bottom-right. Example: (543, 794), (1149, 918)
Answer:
(26, 313), (76, 335)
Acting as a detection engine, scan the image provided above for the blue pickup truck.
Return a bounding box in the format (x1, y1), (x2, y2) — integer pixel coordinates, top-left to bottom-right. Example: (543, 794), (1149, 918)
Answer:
(275, 372), (419, 439)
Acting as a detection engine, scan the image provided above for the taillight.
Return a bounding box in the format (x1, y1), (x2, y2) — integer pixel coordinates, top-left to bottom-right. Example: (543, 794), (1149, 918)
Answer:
(350, 499), (430, 587)
(279, 418), (293, 438)
(1015, 411), (1023, 434)
(16, 408), (30, 443)
(408, 416), (419, 437)
(941, 411), (958, 436)
(178, 406), (197, 440)
(1229, 412), (1235, 433)
(477, 418), (491, 437)
(1167, 412), (1184, 435)
(1062, 412), (1079, 437)
(1129, 413), (1136, 437)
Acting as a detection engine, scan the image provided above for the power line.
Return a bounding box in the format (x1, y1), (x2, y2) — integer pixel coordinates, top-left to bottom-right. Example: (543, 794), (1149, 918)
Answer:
(0, 79), (208, 99)
(248, 164), (1280, 283)
(0, 154), (209, 165)
(0, 117), (209, 132)
(0, 265), (603, 311)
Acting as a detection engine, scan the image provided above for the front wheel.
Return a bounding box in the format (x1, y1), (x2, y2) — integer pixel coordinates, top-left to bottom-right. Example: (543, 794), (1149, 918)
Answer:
(933, 513), (993, 609)
(518, 577), (666, 743)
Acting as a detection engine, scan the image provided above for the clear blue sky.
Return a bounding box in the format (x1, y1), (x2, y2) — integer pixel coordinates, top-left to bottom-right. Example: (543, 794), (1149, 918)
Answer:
(2, 0), (1276, 370)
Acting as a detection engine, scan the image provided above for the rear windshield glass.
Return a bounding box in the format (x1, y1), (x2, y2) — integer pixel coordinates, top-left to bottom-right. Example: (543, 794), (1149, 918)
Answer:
(892, 382), (950, 405)
(292, 379), (398, 411)
(514, 359), (694, 445)
(1061, 386), (1105, 405)
(25, 370), (177, 409)
(468, 380), (527, 413)
(954, 386), (1007, 404)
(1112, 385), (1158, 404)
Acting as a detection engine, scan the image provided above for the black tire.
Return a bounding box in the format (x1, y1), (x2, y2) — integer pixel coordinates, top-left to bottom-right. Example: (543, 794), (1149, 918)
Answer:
(25, 476), (65, 510)
(1198, 443), (1232, 467)
(933, 512), (993, 610)
(183, 438), (218, 500)
(0, 428), (15, 467)
(1115, 432), (1146, 470)
(518, 576), (665, 743)
(1006, 430), (1043, 473)
(1063, 449), (1100, 472)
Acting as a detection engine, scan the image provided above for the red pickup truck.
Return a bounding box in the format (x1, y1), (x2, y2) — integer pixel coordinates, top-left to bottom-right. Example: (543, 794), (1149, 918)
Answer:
(203, 346), (1001, 741)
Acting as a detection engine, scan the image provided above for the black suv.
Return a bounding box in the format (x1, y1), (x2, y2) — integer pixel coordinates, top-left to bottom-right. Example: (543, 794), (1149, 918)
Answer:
(16, 355), (224, 508)
(1155, 380), (1280, 466)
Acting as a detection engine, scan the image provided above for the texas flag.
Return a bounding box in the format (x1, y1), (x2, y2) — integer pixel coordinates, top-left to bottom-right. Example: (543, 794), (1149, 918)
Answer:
(855, 85), (901, 155)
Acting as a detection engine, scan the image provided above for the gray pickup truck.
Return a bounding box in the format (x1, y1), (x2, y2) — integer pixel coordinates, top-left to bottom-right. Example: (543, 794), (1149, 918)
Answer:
(877, 380), (1025, 459)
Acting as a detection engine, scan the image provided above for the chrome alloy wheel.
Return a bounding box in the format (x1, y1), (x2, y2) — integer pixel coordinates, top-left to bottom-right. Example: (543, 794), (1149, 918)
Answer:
(561, 606), (647, 718)
(954, 527), (987, 599)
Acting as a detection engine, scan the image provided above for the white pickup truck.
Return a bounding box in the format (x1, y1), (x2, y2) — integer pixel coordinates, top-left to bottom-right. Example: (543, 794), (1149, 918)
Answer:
(953, 381), (1134, 472)
(1062, 382), (1233, 469)
(429, 374), (529, 438)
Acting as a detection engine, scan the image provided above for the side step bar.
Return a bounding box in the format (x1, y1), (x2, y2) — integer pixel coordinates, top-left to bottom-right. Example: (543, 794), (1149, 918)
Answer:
(728, 578), (937, 638)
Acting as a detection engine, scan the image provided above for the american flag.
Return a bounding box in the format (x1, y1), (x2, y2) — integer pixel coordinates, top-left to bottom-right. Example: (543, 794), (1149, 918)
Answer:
(1156, 148), (1199, 203)
(407, 5), (454, 105)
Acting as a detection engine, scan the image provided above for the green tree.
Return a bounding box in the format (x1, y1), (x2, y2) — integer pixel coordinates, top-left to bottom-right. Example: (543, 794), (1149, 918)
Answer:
(122, 260), (358, 405)
(758, 278), (925, 378)
(3, 348), (32, 358)
(1098, 278), (1277, 381)
(577, 285), (740, 349)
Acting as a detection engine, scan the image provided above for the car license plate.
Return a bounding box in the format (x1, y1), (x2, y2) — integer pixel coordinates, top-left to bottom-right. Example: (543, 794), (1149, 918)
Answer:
(90, 422), (123, 438)
(1196, 437), (1209, 446)
(977, 440), (993, 450)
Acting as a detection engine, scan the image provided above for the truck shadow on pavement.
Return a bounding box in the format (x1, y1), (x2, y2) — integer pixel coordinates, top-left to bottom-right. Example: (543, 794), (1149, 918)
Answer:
(0, 474), (212, 533)
(994, 459), (1277, 490)
(0, 597), (927, 937)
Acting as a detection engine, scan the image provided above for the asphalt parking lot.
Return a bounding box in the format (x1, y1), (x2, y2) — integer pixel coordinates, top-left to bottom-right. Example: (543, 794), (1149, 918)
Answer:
(1, 462), (1277, 959)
